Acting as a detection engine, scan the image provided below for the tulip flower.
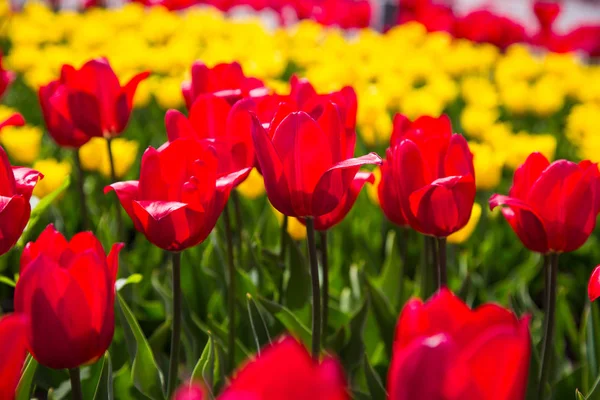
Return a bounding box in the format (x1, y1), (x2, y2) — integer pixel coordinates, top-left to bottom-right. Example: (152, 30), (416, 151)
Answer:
(0, 113), (25, 131)
(0, 146), (43, 256)
(220, 336), (348, 400)
(172, 382), (206, 400)
(182, 61), (268, 109)
(388, 289), (530, 400)
(589, 266), (600, 302)
(14, 224), (123, 370)
(0, 314), (29, 400)
(0, 52), (15, 100)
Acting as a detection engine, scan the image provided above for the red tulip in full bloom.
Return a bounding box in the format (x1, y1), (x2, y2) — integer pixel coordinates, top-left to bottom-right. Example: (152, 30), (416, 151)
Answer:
(0, 146), (43, 256)
(251, 102), (381, 218)
(45, 58), (149, 139)
(0, 314), (29, 400)
(172, 382), (206, 400)
(388, 289), (530, 400)
(384, 114), (475, 237)
(14, 225), (123, 369)
(589, 266), (600, 302)
(106, 138), (244, 251)
(219, 336), (348, 400)
(490, 152), (600, 254)
(165, 94), (254, 185)
(182, 61), (267, 109)
(0, 52), (15, 99)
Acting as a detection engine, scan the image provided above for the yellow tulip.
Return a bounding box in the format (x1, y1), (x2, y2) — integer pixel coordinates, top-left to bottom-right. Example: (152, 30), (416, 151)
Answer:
(237, 168), (265, 200)
(366, 167), (381, 206)
(0, 125), (43, 165)
(447, 202), (482, 244)
(468, 142), (504, 191)
(79, 137), (138, 179)
(32, 159), (71, 198)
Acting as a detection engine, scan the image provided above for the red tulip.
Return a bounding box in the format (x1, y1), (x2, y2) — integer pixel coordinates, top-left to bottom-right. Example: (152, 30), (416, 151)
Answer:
(386, 114), (475, 237)
(534, 1), (561, 31)
(0, 113), (25, 131)
(182, 61), (268, 109)
(48, 58), (149, 139)
(14, 225), (123, 369)
(388, 289), (530, 400)
(172, 382), (206, 400)
(454, 10), (527, 50)
(489, 152), (600, 254)
(219, 336), (348, 400)
(0, 146), (43, 256)
(251, 102), (381, 218)
(0, 52), (15, 99)
(0, 314), (29, 400)
(589, 266), (600, 302)
(105, 138), (244, 251)
(165, 94), (254, 185)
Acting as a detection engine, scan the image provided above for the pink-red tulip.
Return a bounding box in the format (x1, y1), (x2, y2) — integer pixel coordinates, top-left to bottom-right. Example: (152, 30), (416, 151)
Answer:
(384, 114), (475, 237)
(0, 113), (25, 131)
(388, 289), (530, 400)
(172, 382), (206, 400)
(106, 138), (244, 251)
(251, 102), (381, 218)
(589, 266), (600, 302)
(0, 314), (29, 400)
(0, 146), (43, 256)
(14, 225), (123, 369)
(0, 52), (15, 99)
(220, 336), (348, 400)
(489, 152), (600, 254)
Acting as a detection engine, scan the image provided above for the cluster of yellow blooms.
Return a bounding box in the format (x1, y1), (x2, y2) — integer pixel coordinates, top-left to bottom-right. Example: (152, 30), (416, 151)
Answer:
(2, 2), (599, 242)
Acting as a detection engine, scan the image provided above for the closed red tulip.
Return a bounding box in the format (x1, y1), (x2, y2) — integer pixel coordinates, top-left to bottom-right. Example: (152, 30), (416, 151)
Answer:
(0, 113), (25, 131)
(48, 58), (149, 139)
(378, 150), (408, 228)
(165, 94), (254, 185)
(0, 52), (15, 99)
(219, 336), (348, 400)
(106, 138), (244, 251)
(172, 382), (206, 400)
(489, 152), (600, 254)
(0, 314), (29, 400)
(589, 266), (600, 302)
(388, 289), (530, 400)
(14, 225), (123, 369)
(0, 146), (43, 256)
(251, 101), (381, 218)
(182, 61), (267, 109)
(386, 114), (475, 237)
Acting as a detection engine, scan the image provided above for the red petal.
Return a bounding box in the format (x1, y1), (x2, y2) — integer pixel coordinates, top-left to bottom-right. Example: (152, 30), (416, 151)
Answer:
(165, 109), (196, 142)
(0, 146), (16, 195)
(0, 113), (24, 130)
(444, 134), (474, 177)
(0, 314), (29, 400)
(589, 266), (600, 302)
(316, 102), (344, 163)
(12, 167), (43, 198)
(20, 224), (68, 273)
(509, 152), (550, 200)
(188, 94), (231, 141)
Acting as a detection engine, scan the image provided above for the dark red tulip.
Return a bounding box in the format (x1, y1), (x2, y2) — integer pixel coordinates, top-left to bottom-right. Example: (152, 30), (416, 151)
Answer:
(490, 153), (600, 254)
(0, 314), (29, 400)
(386, 114), (475, 237)
(172, 382), (206, 400)
(454, 10), (527, 50)
(251, 102), (381, 218)
(0, 113), (25, 131)
(14, 225), (123, 369)
(219, 336), (348, 400)
(182, 61), (268, 109)
(0, 52), (15, 99)
(0, 146), (43, 256)
(589, 266), (600, 302)
(106, 138), (244, 251)
(388, 289), (530, 400)
(165, 94), (254, 186)
(48, 58), (149, 139)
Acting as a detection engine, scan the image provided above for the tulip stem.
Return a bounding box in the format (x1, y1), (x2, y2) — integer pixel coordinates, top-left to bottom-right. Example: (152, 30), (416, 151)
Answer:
(167, 251), (182, 397)
(69, 368), (83, 400)
(437, 237), (447, 287)
(278, 216), (289, 301)
(429, 236), (439, 291)
(538, 252), (559, 399)
(320, 230), (329, 341)
(223, 205), (237, 373)
(106, 138), (123, 241)
(306, 218), (321, 361)
(73, 150), (90, 231)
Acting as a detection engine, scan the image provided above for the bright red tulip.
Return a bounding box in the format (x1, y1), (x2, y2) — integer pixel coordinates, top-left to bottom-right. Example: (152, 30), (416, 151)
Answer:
(454, 10), (527, 50)
(388, 289), (530, 400)
(251, 102), (381, 218)
(589, 266), (600, 302)
(219, 336), (348, 400)
(0, 146), (43, 256)
(386, 114), (475, 237)
(0, 52), (15, 99)
(165, 94), (254, 185)
(490, 152), (600, 254)
(0, 314), (29, 400)
(173, 382), (206, 400)
(106, 138), (244, 251)
(0, 113), (25, 131)
(47, 58), (149, 139)
(534, 1), (561, 31)
(379, 118), (409, 227)
(182, 61), (268, 109)
(14, 225), (123, 369)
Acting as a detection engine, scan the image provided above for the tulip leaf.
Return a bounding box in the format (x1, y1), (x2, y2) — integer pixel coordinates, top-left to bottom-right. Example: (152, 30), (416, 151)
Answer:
(364, 354), (387, 400)
(377, 230), (404, 311)
(92, 352), (114, 400)
(340, 298), (369, 371)
(257, 296), (312, 349)
(82, 354), (106, 399)
(577, 389), (586, 400)
(284, 239), (310, 310)
(15, 355), (38, 400)
(191, 333), (219, 396)
(0, 275), (16, 287)
(116, 293), (165, 400)
(366, 278), (396, 356)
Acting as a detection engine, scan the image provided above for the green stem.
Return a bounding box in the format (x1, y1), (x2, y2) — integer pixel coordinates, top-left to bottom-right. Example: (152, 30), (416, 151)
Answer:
(437, 237), (447, 287)
(277, 216), (289, 301)
(106, 138), (123, 241)
(73, 150), (90, 231)
(167, 251), (182, 397)
(429, 236), (439, 292)
(306, 218), (321, 361)
(224, 205), (236, 372)
(69, 367), (82, 400)
(538, 252), (559, 399)
(420, 234), (431, 298)
(320, 230), (329, 342)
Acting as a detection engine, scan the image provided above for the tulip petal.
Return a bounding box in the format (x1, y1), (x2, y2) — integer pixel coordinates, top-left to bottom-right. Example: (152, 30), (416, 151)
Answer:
(0, 113), (24, 130)
(12, 167), (43, 198)
(20, 224), (68, 272)
(107, 243), (124, 284)
(390, 113), (412, 146)
(395, 139), (430, 228)
(132, 200), (196, 251)
(0, 314), (29, 400)
(316, 102), (344, 163)
(0, 195), (28, 256)
(122, 71), (150, 109)
(188, 94), (230, 140)
(509, 152), (550, 200)
(444, 134), (474, 177)
(104, 180), (142, 231)
(589, 266), (600, 302)
(165, 109), (196, 142)
(0, 146), (16, 195)
(379, 156), (408, 227)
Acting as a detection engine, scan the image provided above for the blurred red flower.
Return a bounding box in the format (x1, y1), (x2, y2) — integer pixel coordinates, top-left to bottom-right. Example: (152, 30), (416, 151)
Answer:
(0, 314), (29, 400)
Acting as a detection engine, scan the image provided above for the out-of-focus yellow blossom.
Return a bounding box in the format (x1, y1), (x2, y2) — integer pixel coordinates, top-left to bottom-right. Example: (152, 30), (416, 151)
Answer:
(0, 105), (20, 122)
(503, 132), (557, 169)
(79, 137), (138, 179)
(424, 74), (458, 106)
(400, 89), (444, 121)
(460, 106), (499, 139)
(366, 167), (381, 206)
(529, 76), (565, 116)
(152, 77), (185, 109)
(133, 78), (152, 108)
(32, 159), (71, 199)
(357, 85), (392, 147)
(499, 80), (530, 115)
(461, 76), (498, 109)
(24, 67), (56, 91)
(447, 202), (482, 244)
(0, 125), (43, 165)
(468, 142), (504, 190)
(237, 168), (265, 200)
(273, 208), (306, 241)
(495, 45), (541, 85)
(576, 68), (600, 104)
(566, 103), (600, 145)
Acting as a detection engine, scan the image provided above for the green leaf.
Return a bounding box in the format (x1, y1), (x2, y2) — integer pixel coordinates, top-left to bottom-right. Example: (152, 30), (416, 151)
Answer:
(364, 354), (387, 400)
(82, 355), (107, 400)
(285, 239), (310, 310)
(0, 275), (16, 287)
(577, 389), (586, 400)
(191, 334), (219, 394)
(93, 352), (114, 400)
(115, 273), (143, 292)
(116, 293), (165, 400)
(377, 230), (404, 311)
(366, 278), (396, 356)
(15, 355), (38, 400)
(340, 299), (369, 371)
(257, 296), (312, 348)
